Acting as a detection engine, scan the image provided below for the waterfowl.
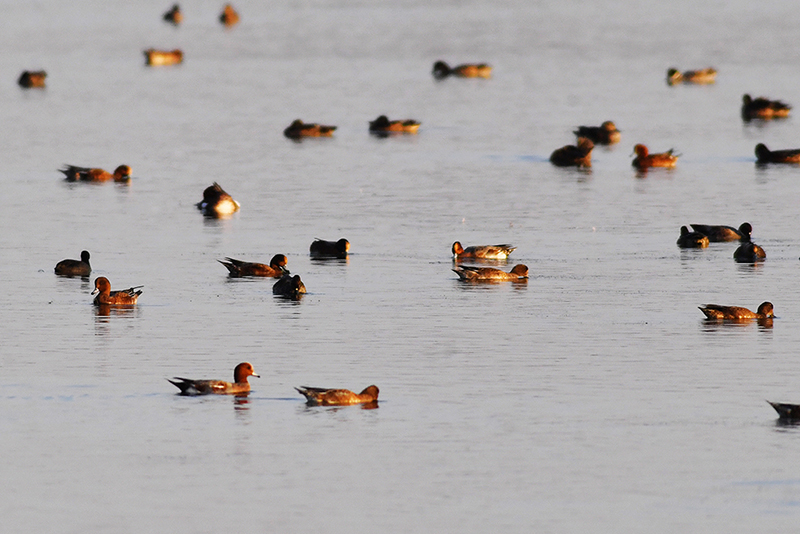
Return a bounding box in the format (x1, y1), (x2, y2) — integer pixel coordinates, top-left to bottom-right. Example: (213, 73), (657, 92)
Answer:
(18, 70), (46, 88)
(755, 143), (800, 164)
(698, 302), (774, 320)
(369, 115), (421, 134)
(273, 274), (306, 299)
(741, 94), (791, 120)
(55, 250), (91, 277)
(733, 241), (766, 263)
(310, 238), (349, 259)
(218, 254), (288, 278)
(219, 3), (240, 26)
(632, 144), (678, 169)
(168, 362), (259, 396)
(432, 60), (491, 79)
(767, 401), (800, 421)
(91, 277), (143, 305)
(452, 242), (515, 260)
(550, 137), (594, 167)
(196, 182), (240, 217)
(143, 49), (183, 66)
(676, 226), (709, 248)
(453, 264), (529, 281)
(573, 121), (621, 145)
(689, 223), (752, 242)
(283, 119), (337, 139)
(59, 164), (131, 183)
(666, 67), (717, 85)
(163, 4), (182, 24)
(295, 385), (379, 406)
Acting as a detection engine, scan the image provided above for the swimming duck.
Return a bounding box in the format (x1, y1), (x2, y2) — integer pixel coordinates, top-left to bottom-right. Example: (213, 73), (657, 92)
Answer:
(689, 223), (752, 242)
(273, 274), (306, 299)
(666, 67), (717, 86)
(573, 121), (621, 145)
(295, 385), (379, 406)
(368, 115), (421, 134)
(631, 144), (678, 169)
(163, 4), (182, 24)
(767, 401), (800, 421)
(432, 60), (491, 79)
(676, 226), (709, 248)
(59, 164), (132, 183)
(283, 119), (337, 139)
(453, 264), (529, 281)
(55, 250), (91, 277)
(219, 3), (240, 26)
(218, 254), (288, 277)
(310, 238), (349, 259)
(452, 242), (515, 260)
(144, 49), (183, 66)
(698, 302), (773, 320)
(196, 182), (240, 217)
(755, 143), (800, 164)
(91, 277), (143, 305)
(550, 137), (594, 167)
(733, 241), (766, 263)
(168, 362), (259, 395)
(741, 94), (791, 120)
(18, 70), (46, 88)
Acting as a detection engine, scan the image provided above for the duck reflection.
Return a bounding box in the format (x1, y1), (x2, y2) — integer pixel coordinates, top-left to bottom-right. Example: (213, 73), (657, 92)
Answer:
(700, 317), (773, 332)
(95, 304), (140, 319)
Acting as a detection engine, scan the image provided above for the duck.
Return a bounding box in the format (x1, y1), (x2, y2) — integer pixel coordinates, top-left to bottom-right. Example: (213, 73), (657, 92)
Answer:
(631, 144), (678, 169)
(733, 240), (766, 263)
(767, 401), (800, 421)
(550, 137), (594, 167)
(676, 226), (709, 248)
(18, 70), (46, 88)
(91, 277), (143, 305)
(666, 67), (717, 85)
(273, 274), (306, 299)
(741, 94), (791, 120)
(162, 4), (182, 24)
(755, 143), (800, 164)
(698, 302), (774, 320)
(218, 254), (288, 278)
(452, 242), (515, 260)
(453, 264), (529, 281)
(59, 164), (131, 183)
(55, 250), (91, 277)
(689, 223), (752, 242)
(432, 60), (491, 79)
(168, 362), (259, 396)
(309, 238), (349, 259)
(295, 385), (379, 406)
(219, 3), (240, 26)
(368, 115), (421, 134)
(283, 119), (337, 139)
(144, 49), (183, 66)
(573, 121), (621, 145)
(196, 182), (240, 217)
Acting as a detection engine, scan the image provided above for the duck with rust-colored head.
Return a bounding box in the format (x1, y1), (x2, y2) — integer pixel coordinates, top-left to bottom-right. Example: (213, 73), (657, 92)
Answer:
(219, 3), (239, 26)
(197, 182), (240, 217)
(689, 222), (752, 243)
(218, 254), (288, 278)
(550, 137), (594, 167)
(453, 264), (528, 281)
(273, 274), (306, 299)
(55, 250), (91, 277)
(91, 277), (142, 305)
(677, 226), (709, 248)
(144, 49), (183, 66)
(699, 301), (773, 320)
(168, 362), (259, 395)
(369, 115), (421, 134)
(666, 67), (716, 86)
(768, 401), (800, 421)
(163, 4), (182, 24)
(283, 119), (337, 139)
(734, 240), (766, 263)
(296, 385), (379, 406)
(452, 242), (515, 260)
(432, 60), (491, 79)
(18, 70), (47, 88)
(632, 144), (678, 169)
(60, 164), (131, 183)
(573, 121), (621, 145)
(310, 238), (349, 259)
(755, 143), (800, 164)
(742, 94), (791, 120)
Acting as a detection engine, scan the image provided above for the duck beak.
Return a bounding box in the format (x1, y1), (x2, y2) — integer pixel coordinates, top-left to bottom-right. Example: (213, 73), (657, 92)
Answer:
(91, 288), (99, 296)
(252, 373), (261, 378)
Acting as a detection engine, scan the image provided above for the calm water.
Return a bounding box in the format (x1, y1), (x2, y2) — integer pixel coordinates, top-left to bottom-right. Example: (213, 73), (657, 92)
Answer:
(3, 0), (800, 532)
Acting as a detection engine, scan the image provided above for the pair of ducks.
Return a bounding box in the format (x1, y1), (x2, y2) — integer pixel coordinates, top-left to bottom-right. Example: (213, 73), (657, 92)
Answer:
(550, 139), (678, 169)
(676, 223), (766, 262)
(162, 3), (239, 26)
(451, 242), (528, 281)
(167, 362), (379, 406)
(283, 116), (421, 139)
(55, 253), (143, 304)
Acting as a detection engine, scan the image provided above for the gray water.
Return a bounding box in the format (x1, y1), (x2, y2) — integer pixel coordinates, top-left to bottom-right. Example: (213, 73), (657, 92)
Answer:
(3, 0), (800, 532)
